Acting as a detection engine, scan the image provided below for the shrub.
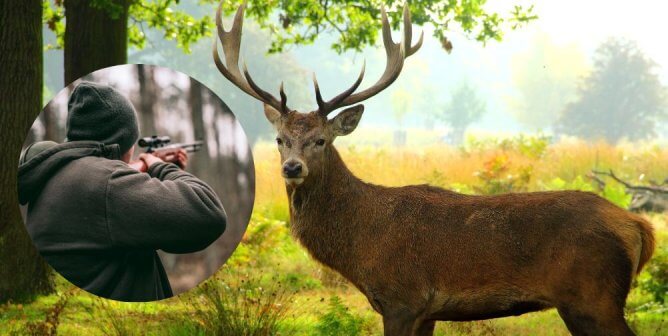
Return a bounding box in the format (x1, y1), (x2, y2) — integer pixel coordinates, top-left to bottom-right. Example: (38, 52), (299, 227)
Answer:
(541, 175), (595, 192)
(639, 245), (668, 305)
(462, 133), (551, 159)
(315, 296), (364, 336)
(183, 268), (292, 336)
(473, 154), (532, 195)
(541, 175), (632, 208)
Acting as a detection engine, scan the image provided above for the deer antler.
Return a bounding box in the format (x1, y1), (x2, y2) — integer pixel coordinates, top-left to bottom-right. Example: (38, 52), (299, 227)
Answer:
(314, 5), (424, 117)
(213, 2), (289, 114)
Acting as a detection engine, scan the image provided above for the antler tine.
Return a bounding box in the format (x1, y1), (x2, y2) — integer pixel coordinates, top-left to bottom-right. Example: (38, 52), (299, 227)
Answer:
(213, 2), (289, 114)
(321, 4), (422, 109)
(279, 82), (287, 113)
(313, 73), (325, 111)
(403, 5), (423, 56)
(315, 61), (366, 116)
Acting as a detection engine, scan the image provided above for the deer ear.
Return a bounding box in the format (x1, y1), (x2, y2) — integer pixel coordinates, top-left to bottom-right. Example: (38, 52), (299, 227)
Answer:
(329, 105), (364, 136)
(264, 104), (282, 125)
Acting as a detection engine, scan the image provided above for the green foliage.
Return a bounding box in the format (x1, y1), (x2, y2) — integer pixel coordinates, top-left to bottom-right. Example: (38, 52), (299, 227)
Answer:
(442, 82), (487, 143)
(449, 182), (476, 195)
(542, 175), (594, 192)
(501, 133), (551, 159)
(473, 153), (532, 195)
(18, 291), (72, 336)
(541, 175), (632, 208)
(422, 169), (449, 188)
(216, 0), (537, 53)
(229, 212), (291, 269)
(556, 38), (668, 142)
(44, 0), (535, 55)
(129, 1), (213, 53)
(639, 245), (668, 305)
(43, 1), (65, 50)
(43, 0), (213, 53)
(315, 296), (365, 336)
(463, 133), (551, 158)
(601, 182), (632, 208)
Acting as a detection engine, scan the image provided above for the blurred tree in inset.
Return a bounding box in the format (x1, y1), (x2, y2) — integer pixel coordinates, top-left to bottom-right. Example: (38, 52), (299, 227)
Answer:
(510, 33), (588, 130)
(137, 64), (158, 136)
(556, 38), (668, 142)
(0, 0), (54, 303)
(131, 22), (311, 144)
(441, 82), (486, 143)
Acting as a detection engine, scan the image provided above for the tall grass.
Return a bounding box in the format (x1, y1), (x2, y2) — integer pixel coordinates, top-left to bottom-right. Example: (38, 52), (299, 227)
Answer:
(254, 134), (668, 209)
(17, 290), (73, 336)
(2, 133), (667, 335)
(182, 267), (293, 336)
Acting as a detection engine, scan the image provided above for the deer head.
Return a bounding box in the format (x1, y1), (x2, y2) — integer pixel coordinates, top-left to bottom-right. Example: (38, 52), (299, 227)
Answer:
(214, 3), (422, 186)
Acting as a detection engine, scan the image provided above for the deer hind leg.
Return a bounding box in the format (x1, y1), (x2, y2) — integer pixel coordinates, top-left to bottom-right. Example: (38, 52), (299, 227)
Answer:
(557, 298), (635, 336)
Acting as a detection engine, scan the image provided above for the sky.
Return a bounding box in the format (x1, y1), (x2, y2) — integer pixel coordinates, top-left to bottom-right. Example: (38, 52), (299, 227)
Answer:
(285, 0), (668, 136)
(41, 0), (668, 140)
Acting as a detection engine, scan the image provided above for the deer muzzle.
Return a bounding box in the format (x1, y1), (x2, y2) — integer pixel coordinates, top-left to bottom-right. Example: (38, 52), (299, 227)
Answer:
(282, 159), (307, 185)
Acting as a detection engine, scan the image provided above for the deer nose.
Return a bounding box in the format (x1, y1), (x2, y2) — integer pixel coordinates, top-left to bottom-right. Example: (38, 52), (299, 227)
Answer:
(283, 161), (303, 178)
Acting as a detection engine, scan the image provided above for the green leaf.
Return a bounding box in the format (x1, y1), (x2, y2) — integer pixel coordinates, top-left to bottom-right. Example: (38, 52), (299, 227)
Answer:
(602, 183), (632, 208)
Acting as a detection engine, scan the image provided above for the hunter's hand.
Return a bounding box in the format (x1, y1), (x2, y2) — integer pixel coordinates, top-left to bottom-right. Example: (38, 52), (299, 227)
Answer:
(154, 149), (188, 169)
(175, 149), (188, 169)
(139, 153), (164, 169)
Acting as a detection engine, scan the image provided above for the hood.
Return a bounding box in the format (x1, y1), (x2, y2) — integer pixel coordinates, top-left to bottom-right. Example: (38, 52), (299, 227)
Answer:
(18, 141), (122, 205)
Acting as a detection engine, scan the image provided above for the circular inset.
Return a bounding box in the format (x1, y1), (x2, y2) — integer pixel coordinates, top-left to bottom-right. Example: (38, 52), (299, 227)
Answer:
(17, 64), (254, 302)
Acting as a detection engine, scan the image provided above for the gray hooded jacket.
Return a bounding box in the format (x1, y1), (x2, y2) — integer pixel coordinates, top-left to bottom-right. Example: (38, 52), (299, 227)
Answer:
(18, 141), (226, 301)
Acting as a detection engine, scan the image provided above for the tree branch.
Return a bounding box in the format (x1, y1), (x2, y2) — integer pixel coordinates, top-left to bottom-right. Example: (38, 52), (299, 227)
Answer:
(591, 169), (668, 193)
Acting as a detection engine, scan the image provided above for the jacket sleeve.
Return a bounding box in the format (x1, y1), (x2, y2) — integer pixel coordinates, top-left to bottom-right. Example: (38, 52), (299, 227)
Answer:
(105, 161), (227, 254)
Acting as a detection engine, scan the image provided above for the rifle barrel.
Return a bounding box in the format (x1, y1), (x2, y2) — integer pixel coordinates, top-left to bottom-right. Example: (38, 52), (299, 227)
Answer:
(175, 141), (203, 153)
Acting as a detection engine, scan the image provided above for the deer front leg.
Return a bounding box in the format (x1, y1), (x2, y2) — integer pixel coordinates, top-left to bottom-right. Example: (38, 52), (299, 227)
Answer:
(382, 314), (435, 336)
(415, 320), (436, 336)
(382, 312), (417, 336)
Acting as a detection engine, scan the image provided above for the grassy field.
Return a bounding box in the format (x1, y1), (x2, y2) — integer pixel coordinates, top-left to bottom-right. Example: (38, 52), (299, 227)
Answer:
(2, 131), (667, 335)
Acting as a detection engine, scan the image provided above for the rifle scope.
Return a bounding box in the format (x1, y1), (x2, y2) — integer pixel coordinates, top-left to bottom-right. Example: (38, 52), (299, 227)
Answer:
(138, 135), (171, 149)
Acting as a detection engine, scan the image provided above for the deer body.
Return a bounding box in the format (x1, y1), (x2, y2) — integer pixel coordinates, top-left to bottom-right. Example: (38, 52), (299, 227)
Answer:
(286, 141), (653, 336)
(213, 3), (655, 335)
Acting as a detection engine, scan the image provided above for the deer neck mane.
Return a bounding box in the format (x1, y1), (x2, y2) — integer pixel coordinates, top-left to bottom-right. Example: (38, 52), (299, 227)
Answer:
(285, 145), (366, 276)
(286, 145), (361, 205)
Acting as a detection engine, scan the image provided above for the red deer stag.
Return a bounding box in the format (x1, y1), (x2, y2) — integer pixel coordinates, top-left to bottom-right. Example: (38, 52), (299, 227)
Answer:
(213, 3), (655, 335)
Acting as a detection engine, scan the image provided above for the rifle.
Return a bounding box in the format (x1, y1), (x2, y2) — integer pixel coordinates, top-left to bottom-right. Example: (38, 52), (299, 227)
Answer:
(129, 135), (203, 171)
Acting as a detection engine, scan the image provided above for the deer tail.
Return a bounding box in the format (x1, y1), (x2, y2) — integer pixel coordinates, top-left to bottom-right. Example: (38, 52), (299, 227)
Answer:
(633, 215), (655, 275)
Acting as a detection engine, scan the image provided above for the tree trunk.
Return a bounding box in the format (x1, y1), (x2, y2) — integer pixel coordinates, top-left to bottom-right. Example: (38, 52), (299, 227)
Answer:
(42, 106), (62, 141)
(0, 0), (55, 302)
(137, 64), (157, 136)
(189, 78), (207, 177)
(64, 0), (129, 85)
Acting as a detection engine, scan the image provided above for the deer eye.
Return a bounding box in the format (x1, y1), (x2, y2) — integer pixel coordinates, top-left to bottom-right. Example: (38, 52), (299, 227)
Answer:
(316, 139), (326, 146)
(276, 138), (283, 146)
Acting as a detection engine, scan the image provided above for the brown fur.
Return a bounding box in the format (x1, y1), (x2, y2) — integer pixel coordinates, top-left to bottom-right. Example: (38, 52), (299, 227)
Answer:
(212, 3), (654, 333)
(268, 110), (655, 336)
